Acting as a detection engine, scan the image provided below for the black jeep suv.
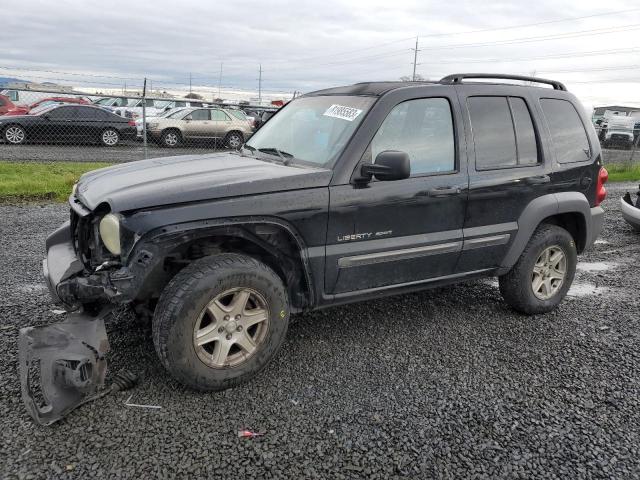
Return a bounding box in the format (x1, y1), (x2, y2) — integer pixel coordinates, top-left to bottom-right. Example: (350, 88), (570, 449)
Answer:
(41, 74), (607, 392)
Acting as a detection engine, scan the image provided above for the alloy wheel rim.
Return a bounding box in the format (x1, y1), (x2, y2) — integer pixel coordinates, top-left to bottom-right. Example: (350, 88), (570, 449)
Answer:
(229, 135), (241, 148)
(6, 127), (25, 144)
(531, 246), (567, 300)
(102, 130), (118, 145)
(193, 287), (270, 368)
(165, 133), (178, 146)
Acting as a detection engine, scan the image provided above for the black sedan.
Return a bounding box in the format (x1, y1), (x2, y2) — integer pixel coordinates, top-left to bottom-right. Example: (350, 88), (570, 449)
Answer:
(0, 104), (136, 147)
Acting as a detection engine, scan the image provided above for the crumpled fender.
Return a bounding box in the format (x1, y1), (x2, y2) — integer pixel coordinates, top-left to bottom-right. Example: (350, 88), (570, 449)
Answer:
(18, 311), (110, 425)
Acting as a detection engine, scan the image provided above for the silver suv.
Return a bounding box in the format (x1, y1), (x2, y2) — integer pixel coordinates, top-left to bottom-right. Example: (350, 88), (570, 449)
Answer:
(147, 107), (252, 148)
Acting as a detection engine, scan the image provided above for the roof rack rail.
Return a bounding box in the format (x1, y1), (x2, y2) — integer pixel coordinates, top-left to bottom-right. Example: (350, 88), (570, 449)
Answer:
(439, 73), (566, 91)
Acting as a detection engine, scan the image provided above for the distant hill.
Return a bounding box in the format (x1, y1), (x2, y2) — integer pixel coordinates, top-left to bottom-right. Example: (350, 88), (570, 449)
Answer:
(0, 77), (30, 86)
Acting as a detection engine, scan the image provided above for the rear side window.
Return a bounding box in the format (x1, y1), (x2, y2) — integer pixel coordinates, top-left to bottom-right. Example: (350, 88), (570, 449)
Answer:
(468, 96), (539, 170)
(468, 97), (516, 169)
(371, 98), (455, 176)
(211, 110), (230, 121)
(190, 109), (210, 121)
(510, 98), (538, 166)
(540, 98), (590, 163)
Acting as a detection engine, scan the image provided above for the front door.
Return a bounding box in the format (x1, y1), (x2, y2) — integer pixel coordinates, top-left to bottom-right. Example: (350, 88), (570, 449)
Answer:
(183, 109), (212, 139)
(325, 96), (469, 294)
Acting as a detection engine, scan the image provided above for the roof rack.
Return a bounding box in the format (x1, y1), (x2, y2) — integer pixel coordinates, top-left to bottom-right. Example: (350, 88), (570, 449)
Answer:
(439, 73), (566, 91)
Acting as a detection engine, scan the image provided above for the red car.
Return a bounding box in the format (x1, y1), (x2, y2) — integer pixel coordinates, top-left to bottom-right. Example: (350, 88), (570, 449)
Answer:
(3, 96), (90, 116)
(0, 94), (17, 115)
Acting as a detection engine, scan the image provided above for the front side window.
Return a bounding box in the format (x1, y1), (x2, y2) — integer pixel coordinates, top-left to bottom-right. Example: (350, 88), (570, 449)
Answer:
(246, 95), (375, 167)
(188, 109), (210, 121)
(371, 98), (455, 175)
(540, 98), (590, 164)
(48, 106), (78, 119)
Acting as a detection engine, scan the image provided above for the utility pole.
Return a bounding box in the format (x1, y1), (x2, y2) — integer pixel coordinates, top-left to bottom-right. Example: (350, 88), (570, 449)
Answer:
(411, 36), (420, 81)
(258, 64), (262, 105)
(217, 62), (223, 99)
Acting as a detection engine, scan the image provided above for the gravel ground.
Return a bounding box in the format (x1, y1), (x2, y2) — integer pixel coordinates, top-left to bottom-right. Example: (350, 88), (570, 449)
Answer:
(0, 142), (228, 163)
(1, 182), (639, 479)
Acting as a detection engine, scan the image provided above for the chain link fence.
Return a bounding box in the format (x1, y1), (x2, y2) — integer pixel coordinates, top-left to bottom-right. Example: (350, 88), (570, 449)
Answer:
(0, 87), (280, 163)
(1, 85), (639, 166)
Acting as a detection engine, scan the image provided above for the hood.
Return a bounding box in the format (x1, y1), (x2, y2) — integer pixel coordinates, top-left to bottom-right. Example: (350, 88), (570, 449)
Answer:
(76, 152), (332, 212)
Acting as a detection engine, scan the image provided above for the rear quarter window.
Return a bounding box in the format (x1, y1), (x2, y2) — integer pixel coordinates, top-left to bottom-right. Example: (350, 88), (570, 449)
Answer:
(540, 98), (591, 164)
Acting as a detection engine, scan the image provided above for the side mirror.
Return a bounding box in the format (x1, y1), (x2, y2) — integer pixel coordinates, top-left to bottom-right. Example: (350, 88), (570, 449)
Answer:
(361, 150), (411, 181)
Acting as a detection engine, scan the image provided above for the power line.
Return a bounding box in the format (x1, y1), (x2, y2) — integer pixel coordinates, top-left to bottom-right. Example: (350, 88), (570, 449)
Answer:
(417, 8), (640, 38)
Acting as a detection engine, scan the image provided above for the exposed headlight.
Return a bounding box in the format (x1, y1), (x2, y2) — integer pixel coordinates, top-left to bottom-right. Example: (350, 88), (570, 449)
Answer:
(99, 213), (121, 256)
(147, 122), (159, 129)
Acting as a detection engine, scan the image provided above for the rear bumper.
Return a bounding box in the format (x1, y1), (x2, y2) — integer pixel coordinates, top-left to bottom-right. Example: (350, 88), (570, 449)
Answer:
(586, 206), (605, 249)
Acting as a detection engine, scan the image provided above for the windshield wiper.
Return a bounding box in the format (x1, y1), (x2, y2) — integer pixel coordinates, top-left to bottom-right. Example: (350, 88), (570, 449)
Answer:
(257, 147), (293, 165)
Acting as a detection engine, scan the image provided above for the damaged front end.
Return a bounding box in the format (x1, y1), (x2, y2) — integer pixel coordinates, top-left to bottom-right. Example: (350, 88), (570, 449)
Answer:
(21, 194), (131, 425)
(19, 311), (110, 425)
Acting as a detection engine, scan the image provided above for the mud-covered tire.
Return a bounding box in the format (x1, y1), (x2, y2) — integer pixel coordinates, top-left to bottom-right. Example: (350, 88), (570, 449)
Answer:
(152, 253), (289, 391)
(499, 224), (577, 315)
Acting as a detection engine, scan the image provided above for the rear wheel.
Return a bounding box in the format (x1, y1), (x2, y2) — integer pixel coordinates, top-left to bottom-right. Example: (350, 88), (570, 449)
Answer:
(224, 131), (243, 149)
(499, 224), (577, 315)
(161, 129), (181, 148)
(152, 253), (289, 391)
(4, 125), (26, 144)
(101, 128), (120, 147)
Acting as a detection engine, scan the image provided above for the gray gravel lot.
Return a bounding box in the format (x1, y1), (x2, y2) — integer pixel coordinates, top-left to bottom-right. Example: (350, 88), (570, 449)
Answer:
(1, 183), (639, 479)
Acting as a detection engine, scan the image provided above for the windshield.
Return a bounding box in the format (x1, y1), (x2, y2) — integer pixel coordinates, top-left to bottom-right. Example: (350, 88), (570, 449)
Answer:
(245, 95), (375, 166)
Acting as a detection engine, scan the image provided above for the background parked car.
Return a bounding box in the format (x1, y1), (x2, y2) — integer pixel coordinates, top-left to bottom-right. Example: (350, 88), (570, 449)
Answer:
(0, 94), (17, 115)
(93, 96), (130, 109)
(134, 106), (191, 137)
(146, 107), (251, 148)
(0, 104), (136, 146)
(3, 96), (91, 116)
(112, 99), (211, 119)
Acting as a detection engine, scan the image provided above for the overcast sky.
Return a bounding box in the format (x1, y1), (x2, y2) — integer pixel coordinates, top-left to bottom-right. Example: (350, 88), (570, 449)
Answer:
(2, 0), (640, 108)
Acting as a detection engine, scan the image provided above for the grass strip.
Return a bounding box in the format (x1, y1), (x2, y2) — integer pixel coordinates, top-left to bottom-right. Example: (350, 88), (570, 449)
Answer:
(0, 161), (112, 202)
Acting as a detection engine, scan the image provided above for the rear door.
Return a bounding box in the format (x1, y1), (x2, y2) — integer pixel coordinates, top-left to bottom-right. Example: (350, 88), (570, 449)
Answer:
(455, 87), (550, 272)
(211, 109), (233, 138)
(325, 95), (469, 294)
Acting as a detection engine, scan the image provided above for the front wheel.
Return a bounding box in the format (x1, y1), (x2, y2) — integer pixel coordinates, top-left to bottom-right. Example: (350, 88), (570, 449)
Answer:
(101, 128), (120, 147)
(4, 125), (26, 144)
(499, 224), (577, 315)
(152, 253), (289, 391)
(161, 129), (181, 148)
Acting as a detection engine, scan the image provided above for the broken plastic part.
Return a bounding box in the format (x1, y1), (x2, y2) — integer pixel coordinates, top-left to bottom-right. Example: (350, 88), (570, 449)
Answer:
(19, 311), (110, 425)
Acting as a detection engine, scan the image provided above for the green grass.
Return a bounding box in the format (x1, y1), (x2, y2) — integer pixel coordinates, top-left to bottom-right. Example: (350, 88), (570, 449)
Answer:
(0, 161), (112, 202)
(605, 163), (640, 183)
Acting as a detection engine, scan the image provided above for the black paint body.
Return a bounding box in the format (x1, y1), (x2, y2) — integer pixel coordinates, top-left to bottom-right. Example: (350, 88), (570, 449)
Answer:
(45, 79), (605, 313)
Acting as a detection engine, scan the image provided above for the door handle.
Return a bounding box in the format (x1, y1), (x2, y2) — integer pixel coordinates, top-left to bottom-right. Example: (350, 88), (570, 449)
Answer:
(427, 186), (461, 197)
(524, 175), (550, 185)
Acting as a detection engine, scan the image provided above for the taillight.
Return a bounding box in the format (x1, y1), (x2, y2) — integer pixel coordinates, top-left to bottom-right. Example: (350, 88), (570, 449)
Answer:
(128, 120), (136, 126)
(595, 166), (608, 206)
